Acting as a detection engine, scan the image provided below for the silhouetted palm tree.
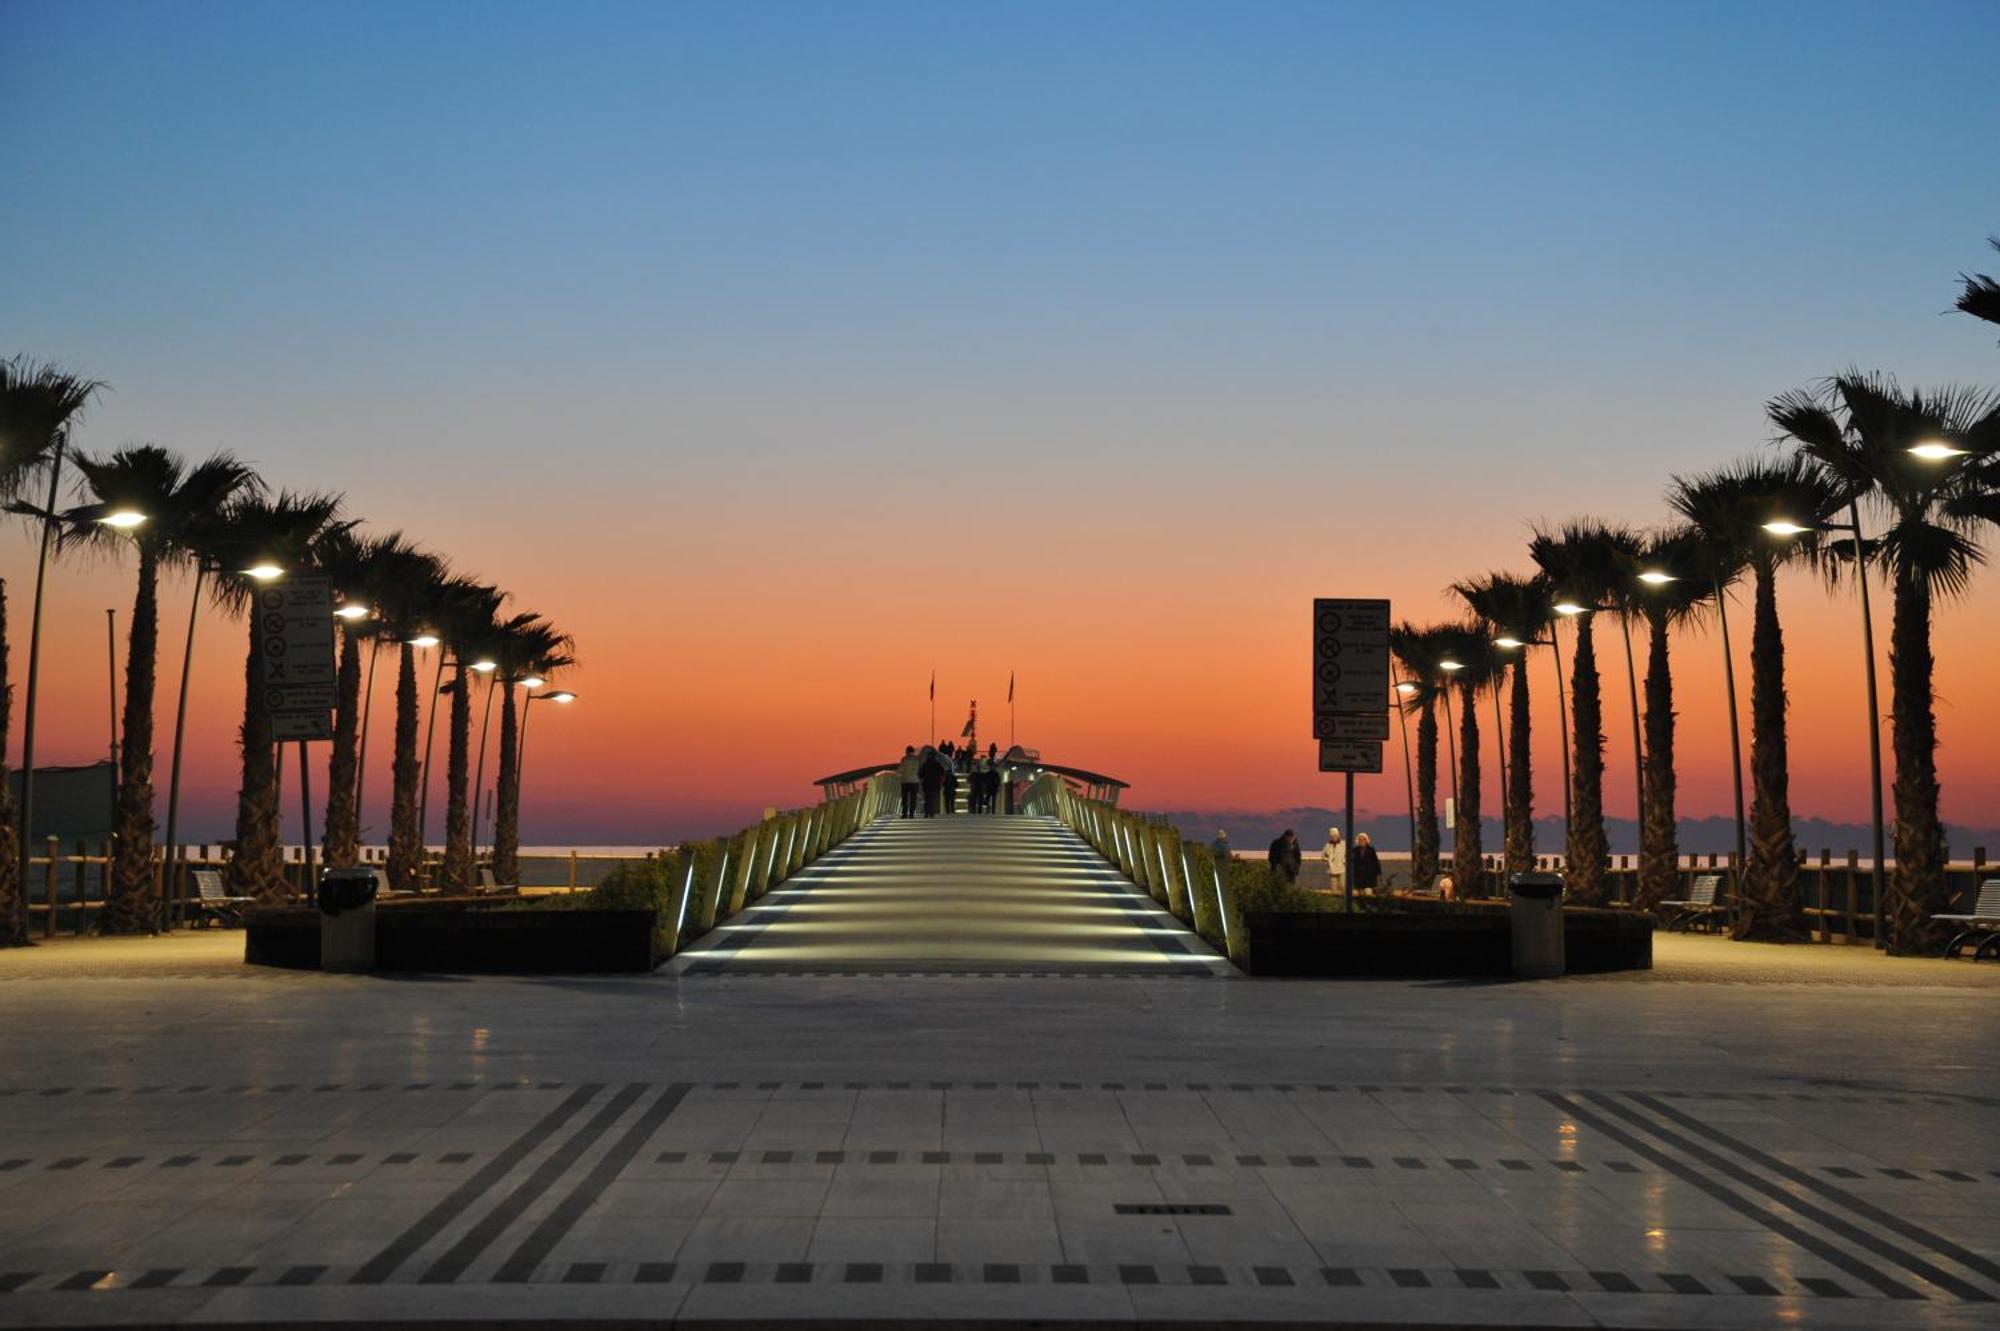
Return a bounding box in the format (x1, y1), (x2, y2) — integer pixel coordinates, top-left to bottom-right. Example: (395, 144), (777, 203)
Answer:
(434, 579), (506, 892)
(1629, 527), (1712, 914)
(194, 492), (349, 902)
(1669, 458), (1840, 940)
(1770, 374), (2000, 952)
(1455, 574), (1554, 878)
(489, 616), (574, 885)
(1958, 237), (2000, 337)
(1529, 521), (1641, 905)
(373, 551), (449, 891)
(314, 531), (425, 867)
(1390, 623), (1454, 889)
(1431, 624), (1503, 895)
(61, 447), (259, 930)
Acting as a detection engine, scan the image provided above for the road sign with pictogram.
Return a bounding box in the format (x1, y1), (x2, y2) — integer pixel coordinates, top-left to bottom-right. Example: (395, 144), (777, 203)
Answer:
(1318, 740), (1384, 774)
(256, 574), (335, 741)
(1312, 596), (1391, 718)
(1314, 710), (1390, 742)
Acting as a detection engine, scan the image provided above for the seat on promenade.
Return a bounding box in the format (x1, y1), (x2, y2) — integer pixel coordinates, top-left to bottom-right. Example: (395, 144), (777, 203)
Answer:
(476, 866), (516, 894)
(1658, 874), (1725, 933)
(1933, 879), (2000, 960)
(192, 870), (252, 928)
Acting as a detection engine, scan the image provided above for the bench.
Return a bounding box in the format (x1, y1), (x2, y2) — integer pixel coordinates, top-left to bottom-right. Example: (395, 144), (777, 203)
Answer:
(192, 870), (253, 928)
(1657, 874), (1726, 933)
(1933, 879), (2000, 961)
(476, 866), (517, 894)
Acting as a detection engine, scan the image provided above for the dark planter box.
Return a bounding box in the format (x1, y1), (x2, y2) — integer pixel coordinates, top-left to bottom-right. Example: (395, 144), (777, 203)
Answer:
(1243, 905), (1651, 978)
(245, 904), (659, 974)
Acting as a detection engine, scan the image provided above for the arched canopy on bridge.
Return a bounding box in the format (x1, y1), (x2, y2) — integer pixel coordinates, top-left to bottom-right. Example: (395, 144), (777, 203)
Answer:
(814, 748), (1129, 805)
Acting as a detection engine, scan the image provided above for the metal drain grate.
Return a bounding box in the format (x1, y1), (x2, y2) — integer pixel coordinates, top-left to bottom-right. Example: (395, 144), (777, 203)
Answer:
(1113, 1203), (1233, 1216)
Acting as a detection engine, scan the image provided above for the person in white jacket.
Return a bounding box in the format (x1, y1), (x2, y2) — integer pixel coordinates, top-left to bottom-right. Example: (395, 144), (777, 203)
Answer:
(1322, 827), (1346, 895)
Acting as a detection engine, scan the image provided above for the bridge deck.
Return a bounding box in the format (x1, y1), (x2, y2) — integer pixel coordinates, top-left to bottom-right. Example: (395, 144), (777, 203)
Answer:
(672, 815), (1231, 977)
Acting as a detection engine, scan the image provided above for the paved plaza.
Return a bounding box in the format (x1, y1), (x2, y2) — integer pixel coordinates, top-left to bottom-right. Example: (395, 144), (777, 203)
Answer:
(1, 821), (1997, 1328)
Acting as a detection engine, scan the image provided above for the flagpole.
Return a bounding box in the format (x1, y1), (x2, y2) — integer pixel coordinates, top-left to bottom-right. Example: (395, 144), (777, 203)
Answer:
(929, 670), (936, 746)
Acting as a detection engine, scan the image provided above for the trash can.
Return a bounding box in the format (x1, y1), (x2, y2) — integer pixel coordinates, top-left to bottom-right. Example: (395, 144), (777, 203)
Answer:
(318, 868), (380, 973)
(1508, 872), (1565, 979)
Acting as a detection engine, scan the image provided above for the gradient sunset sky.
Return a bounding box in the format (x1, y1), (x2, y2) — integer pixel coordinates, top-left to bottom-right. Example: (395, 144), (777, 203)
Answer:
(4, 1), (1998, 846)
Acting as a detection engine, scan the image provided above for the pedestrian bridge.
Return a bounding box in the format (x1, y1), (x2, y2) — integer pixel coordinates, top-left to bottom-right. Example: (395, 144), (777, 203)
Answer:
(669, 763), (1232, 978)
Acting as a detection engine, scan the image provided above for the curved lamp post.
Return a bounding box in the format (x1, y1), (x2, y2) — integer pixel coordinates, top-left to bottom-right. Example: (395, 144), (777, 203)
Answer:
(516, 689), (576, 843)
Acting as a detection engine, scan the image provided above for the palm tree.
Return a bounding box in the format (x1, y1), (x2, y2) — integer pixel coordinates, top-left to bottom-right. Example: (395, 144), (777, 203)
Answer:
(1389, 623), (1453, 888)
(1958, 237), (2000, 336)
(434, 579), (506, 892)
(1629, 527), (1713, 914)
(489, 616), (574, 885)
(1669, 458), (1840, 940)
(369, 548), (449, 891)
(60, 447), (258, 931)
(1431, 624), (1502, 895)
(0, 357), (103, 946)
(1529, 521), (1641, 905)
(314, 531), (426, 867)
(194, 492), (349, 902)
(1455, 574), (1554, 878)
(1770, 374), (2000, 952)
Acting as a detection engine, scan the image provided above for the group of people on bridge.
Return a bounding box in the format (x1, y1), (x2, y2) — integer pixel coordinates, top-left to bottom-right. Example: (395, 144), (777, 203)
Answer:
(897, 742), (1009, 818)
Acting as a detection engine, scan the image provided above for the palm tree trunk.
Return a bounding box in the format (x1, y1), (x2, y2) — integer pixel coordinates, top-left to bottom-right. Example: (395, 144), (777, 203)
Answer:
(104, 546), (162, 933)
(441, 671), (472, 891)
(1504, 661), (1533, 876)
(1734, 562), (1804, 940)
(0, 581), (26, 947)
(1886, 569), (1947, 954)
(1453, 681), (1482, 893)
(1412, 700), (1439, 888)
(1636, 612), (1678, 913)
(493, 683), (521, 884)
(386, 644), (421, 890)
(229, 622), (285, 901)
(322, 626), (363, 867)
(1566, 615), (1608, 904)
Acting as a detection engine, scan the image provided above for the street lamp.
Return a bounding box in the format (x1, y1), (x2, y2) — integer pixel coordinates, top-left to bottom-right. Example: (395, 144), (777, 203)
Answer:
(517, 689), (577, 842)
(1553, 600), (1588, 616)
(1637, 569), (1677, 585)
(1908, 439), (1968, 461)
(335, 602), (371, 621)
(1765, 511), (1887, 947)
(98, 508), (148, 530)
(243, 562), (284, 582)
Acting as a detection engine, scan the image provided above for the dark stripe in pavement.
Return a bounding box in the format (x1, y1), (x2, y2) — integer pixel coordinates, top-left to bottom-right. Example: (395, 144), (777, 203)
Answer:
(423, 1082), (646, 1284)
(492, 1083), (692, 1281)
(1589, 1092), (1990, 1303)
(1542, 1092), (1922, 1302)
(1626, 1091), (2000, 1292)
(350, 1084), (600, 1285)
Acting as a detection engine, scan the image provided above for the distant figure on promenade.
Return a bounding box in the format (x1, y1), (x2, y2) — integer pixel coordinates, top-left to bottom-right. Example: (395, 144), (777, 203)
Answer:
(1211, 829), (1231, 869)
(1351, 833), (1382, 892)
(897, 745), (922, 818)
(1268, 829), (1301, 888)
(971, 754), (993, 813)
(940, 742), (960, 815)
(1322, 827), (1345, 895)
(919, 746), (946, 818)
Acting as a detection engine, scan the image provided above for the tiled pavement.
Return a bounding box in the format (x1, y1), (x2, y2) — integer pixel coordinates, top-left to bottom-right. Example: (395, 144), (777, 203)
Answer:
(1, 818), (1997, 1325)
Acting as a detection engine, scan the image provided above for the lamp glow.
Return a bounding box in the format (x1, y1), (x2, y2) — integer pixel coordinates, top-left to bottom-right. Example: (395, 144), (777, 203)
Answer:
(98, 509), (148, 530)
(520, 675), (545, 690)
(1553, 601), (1587, 615)
(470, 659), (498, 673)
(334, 602), (371, 620)
(1909, 440), (1967, 461)
(1394, 682), (1418, 695)
(544, 690), (576, 703)
(243, 563), (283, 581)
(1438, 659), (1464, 672)
(407, 633), (440, 648)
(1762, 520), (1813, 537)
(1638, 570), (1677, 585)
(1495, 636), (1524, 649)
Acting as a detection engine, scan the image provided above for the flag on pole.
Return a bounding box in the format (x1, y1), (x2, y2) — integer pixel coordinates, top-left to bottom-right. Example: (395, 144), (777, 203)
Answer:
(929, 670), (935, 701)
(1007, 671), (1014, 703)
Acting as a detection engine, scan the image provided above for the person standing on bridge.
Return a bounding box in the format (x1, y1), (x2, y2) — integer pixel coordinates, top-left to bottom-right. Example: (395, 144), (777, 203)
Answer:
(897, 746), (922, 819)
(940, 743), (960, 816)
(919, 746), (946, 818)
(1211, 829), (1231, 869)
(970, 752), (992, 813)
(1268, 828), (1301, 889)
(1351, 833), (1382, 892)
(1322, 827), (1346, 896)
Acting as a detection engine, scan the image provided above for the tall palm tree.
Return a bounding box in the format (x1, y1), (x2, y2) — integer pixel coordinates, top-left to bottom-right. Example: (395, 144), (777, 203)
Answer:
(314, 531), (425, 867)
(1529, 521), (1640, 905)
(60, 447), (258, 931)
(1455, 573), (1554, 878)
(0, 356), (103, 946)
(369, 548), (449, 891)
(1434, 624), (1503, 896)
(1629, 527), (1713, 914)
(1770, 374), (2000, 952)
(194, 492), (349, 902)
(1957, 237), (2000, 336)
(1669, 458), (1840, 940)
(434, 579), (506, 893)
(489, 616), (574, 885)
(1389, 623), (1452, 889)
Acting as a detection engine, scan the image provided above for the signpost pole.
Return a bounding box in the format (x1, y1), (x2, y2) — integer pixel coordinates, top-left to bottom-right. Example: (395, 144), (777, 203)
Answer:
(1343, 772), (1355, 914)
(298, 741), (314, 898)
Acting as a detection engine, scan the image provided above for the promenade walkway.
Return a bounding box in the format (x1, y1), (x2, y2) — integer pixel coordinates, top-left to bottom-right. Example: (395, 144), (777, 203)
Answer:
(671, 814), (1233, 978)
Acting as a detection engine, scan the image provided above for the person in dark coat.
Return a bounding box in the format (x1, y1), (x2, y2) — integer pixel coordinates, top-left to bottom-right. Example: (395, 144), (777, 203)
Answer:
(919, 747), (945, 818)
(1351, 832), (1382, 892)
(1267, 829), (1301, 887)
(942, 758), (959, 816)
